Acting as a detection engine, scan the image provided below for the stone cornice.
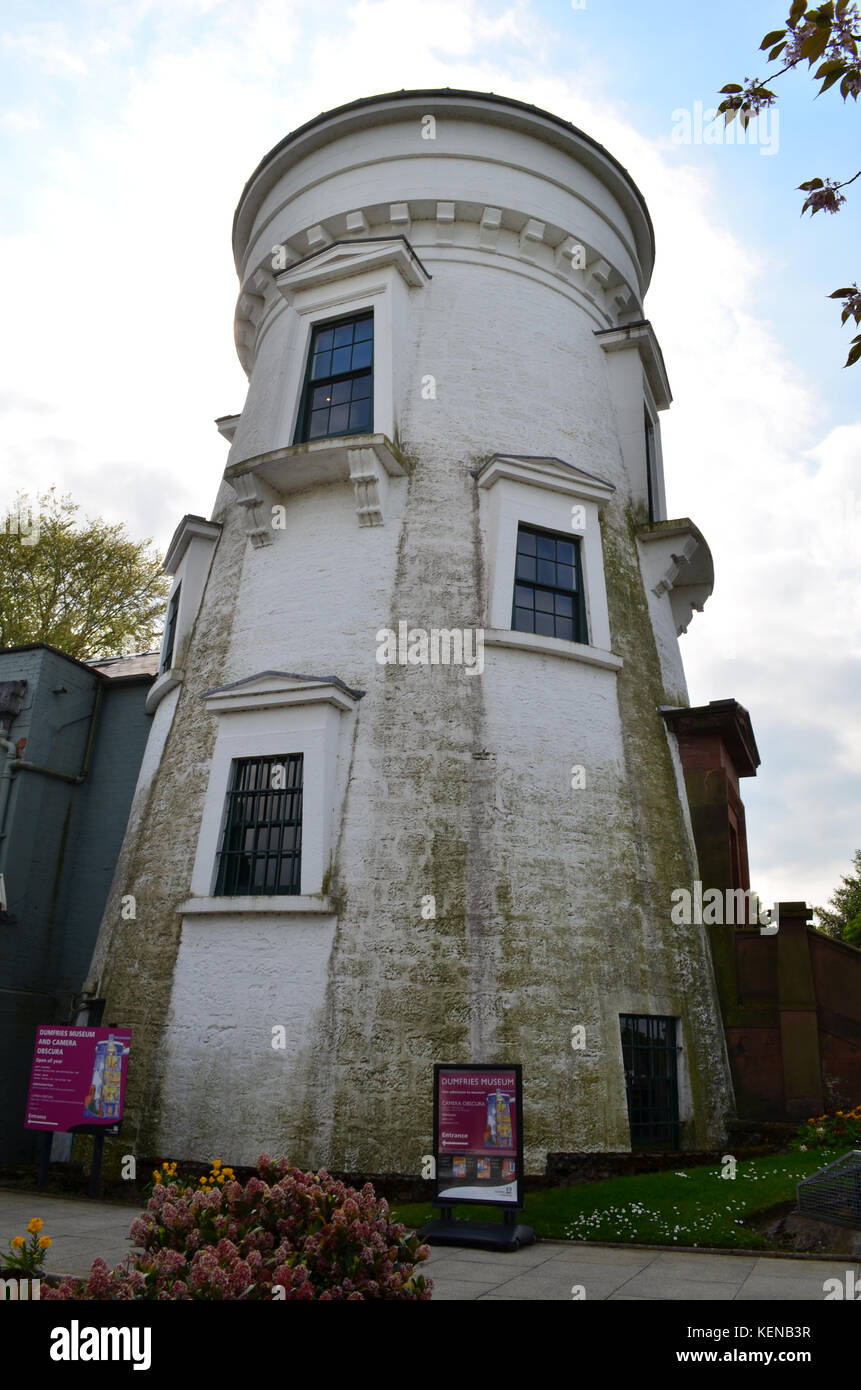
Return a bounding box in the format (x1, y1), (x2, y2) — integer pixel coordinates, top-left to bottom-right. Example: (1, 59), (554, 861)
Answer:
(595, 321), (672, 411)
(235, 206), (644, 375)
(163, 515), (222, 576)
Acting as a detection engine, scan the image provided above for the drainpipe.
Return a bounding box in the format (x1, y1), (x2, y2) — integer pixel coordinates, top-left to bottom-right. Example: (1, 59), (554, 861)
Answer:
(0, 734), (21, 877)
(10, 682), (104, 785)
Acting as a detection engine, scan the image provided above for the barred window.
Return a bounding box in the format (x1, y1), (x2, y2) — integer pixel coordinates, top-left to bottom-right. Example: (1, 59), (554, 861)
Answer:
(215, 754), (302, 896)
(295, 312), (373, 442)
(620, 1014), (680, 1150)
(512, 525), (587, 643)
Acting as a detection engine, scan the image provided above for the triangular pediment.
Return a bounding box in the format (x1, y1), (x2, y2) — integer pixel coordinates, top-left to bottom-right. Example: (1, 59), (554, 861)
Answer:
(201, 670), (364, 714)
(475, 453), (615, 502)
(277, 237), (429, 297)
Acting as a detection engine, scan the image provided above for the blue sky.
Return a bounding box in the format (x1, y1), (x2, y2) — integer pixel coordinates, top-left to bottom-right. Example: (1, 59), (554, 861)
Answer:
(1, 0), (859, 912)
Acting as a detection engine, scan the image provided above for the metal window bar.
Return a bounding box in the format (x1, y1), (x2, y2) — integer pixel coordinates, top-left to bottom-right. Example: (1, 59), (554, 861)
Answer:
(215, 754), (303, 897)
(511, 524), (587, 643)
(620, 1013), (681, 1150)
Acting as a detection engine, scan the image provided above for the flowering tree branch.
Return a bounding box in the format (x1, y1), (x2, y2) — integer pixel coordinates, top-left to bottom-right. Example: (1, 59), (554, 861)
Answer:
(717, 0), (861, 365)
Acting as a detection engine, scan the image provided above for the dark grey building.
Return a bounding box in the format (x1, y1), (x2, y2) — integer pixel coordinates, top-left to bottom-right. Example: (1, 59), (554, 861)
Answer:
(0, 645), (157, 1162)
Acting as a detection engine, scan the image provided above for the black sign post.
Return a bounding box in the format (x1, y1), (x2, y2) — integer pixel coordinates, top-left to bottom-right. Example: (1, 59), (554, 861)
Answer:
(420, 1062), (535, 1251)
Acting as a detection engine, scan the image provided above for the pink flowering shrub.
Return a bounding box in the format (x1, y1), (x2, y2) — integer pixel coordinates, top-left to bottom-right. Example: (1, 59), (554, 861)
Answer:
(40, 1156), (432, 1300)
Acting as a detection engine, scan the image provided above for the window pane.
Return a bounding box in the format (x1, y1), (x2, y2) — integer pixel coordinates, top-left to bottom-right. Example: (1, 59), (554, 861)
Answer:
(333, 323), (353, 347)
(349, 399), (370, 430)
(309, 410), (329, 438)
(534, 589), (554, 613)
(555, 593), (573, 617)
(311, 385), (331, 409)
(330, 379), (351, 404)
(351, 374), (371, 400)
(556, 540), (575, 565)
(537, 559), (555, 585)
(534, 611), (555, 636)
(558, 564), (575, 590)
(514, 607), (534, 632)
(537, 536), (555, 560)
(352, 340), (372, 369)
(314, 328), (334, 351)
(331, 346), (351, 374)
(517, 531), (536, 555)
(353, 317), (373, 341)
(514, 585), (533, 608)
(556, 618), (574, 641)
(516, 555), (536, 581)
(310, 352), (331, 380)
(329, 404), (350, 432)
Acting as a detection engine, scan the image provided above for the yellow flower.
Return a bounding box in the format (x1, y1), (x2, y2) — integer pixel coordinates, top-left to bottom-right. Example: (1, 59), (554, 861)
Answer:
(26, 1219), (43, 1235)
(154, 1172), (162, 1185)
(212, 1159), (222, 1170)
(38, 1236), (51, 1249)
(11, 1236), (24, 1249)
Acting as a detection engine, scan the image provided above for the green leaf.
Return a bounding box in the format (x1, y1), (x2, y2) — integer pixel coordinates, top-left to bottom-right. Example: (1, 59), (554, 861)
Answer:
(815, 58), (847, 75)
(844, 340), (861, 367)
(789, 0), (808, 23)
(798, 178), (824, 189)
(761, 28), (787, 48)
(801, 27), (832, 64)
(818, 70), (845, 92)
(719, 83), (743, 93)
(829, 287), (858, 297)
(768, 41), (789, 60)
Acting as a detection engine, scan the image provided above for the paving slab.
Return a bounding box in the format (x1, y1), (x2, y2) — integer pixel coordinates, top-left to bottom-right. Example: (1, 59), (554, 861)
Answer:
(3, 1189), (855, 1300)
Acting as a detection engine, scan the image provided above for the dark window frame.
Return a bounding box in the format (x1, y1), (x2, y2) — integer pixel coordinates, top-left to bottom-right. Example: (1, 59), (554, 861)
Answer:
(161, 585), (181, 672)
(215, 753), (303, 897)
(511, 523), (588, 644)
(620, 1013), (681, 1150)
(293, 311), (373, 444)
(645, 409), (657, 523)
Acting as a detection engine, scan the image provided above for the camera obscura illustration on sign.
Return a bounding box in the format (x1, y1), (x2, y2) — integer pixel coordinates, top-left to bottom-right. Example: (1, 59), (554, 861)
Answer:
(25, 1026), (131, 1133)
(433, 1063), (524, 1207)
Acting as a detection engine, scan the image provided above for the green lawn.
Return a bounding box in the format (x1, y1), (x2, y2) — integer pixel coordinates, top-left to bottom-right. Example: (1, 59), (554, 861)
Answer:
(391, 1148), (845, 1249)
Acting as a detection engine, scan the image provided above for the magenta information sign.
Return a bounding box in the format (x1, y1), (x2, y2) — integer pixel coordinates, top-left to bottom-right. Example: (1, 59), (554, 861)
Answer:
(25, 1026), (131, 1132)
(433, 1063), (524, 1209)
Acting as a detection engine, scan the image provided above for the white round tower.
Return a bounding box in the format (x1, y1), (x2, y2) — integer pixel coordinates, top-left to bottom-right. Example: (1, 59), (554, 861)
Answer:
(91, 91), (732, 1173)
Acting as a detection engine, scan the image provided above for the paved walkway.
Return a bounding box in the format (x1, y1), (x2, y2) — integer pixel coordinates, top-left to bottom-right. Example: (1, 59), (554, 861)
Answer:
(1, 1189), (857, 1299)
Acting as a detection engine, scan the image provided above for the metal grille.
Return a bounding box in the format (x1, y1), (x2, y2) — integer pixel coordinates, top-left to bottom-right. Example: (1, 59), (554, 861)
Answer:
(215, 754), (302, 896)
(797, 1150), (861, 1229)
(620, 1014), (680, 1150)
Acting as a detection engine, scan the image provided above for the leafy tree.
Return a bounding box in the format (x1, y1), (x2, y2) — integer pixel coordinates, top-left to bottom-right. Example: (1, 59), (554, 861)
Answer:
(815, 848), (861, 945)
(0, 488), (170, 660)
(718, 0), (861, 365)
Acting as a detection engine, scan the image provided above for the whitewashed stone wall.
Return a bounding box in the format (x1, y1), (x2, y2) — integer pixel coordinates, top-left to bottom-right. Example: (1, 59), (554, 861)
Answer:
(88, 93), (733, 1173)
